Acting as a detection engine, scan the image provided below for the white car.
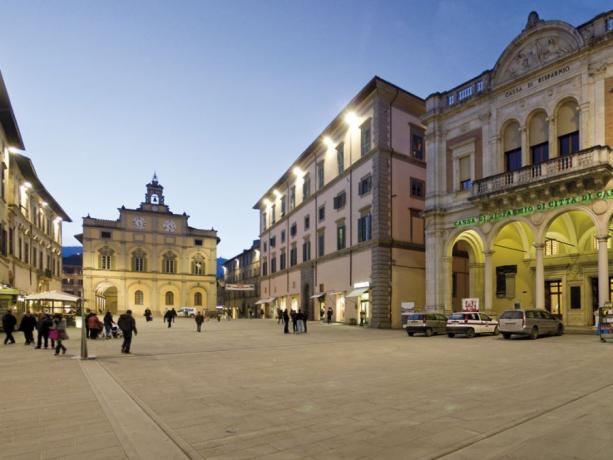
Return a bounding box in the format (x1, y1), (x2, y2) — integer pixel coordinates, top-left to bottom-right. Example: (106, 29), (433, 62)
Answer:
(177, 307), (198, 318)
(446, 312), (499, 338)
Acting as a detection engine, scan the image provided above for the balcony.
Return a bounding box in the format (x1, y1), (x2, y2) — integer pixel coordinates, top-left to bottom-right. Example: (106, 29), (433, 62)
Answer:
(471, 146), (612, 201)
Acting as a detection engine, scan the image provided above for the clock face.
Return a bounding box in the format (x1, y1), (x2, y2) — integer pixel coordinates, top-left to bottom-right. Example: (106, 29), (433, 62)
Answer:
(133, 216), (145, 229)
(163, 220), (176, 233)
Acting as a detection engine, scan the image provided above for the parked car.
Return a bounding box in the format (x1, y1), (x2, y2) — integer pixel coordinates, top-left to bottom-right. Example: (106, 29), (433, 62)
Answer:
(446, 312), (499, 338)
(498, 309), (563, 339)
(177, 307), (198, 318)
(404, 313), (448, 337)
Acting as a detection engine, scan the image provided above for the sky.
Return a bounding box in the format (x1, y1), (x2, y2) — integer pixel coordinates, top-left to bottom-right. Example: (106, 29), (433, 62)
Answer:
(0, 0), (609, 257)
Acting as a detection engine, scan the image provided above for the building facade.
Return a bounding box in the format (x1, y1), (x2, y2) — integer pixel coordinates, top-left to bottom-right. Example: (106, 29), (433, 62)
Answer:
(62, 253), (83, 298)
(79, 175), (218, 315)
(424, 11), (613, 326)
(223, 240), (260, 318)
(255, 77), (426, 328)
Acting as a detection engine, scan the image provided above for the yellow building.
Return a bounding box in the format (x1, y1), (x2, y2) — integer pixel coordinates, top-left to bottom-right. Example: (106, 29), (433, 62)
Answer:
(78, 175), (219, 315)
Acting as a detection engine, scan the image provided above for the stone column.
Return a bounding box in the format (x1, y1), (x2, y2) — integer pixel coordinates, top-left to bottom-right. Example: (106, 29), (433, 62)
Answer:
(597, 236), (610, 307)
(443, 256), (453, 314)
(534, 243), (545, 309)
(521, 126), (529, 166)
(548, 116), (557, 158)
(483, 250), (494, 311)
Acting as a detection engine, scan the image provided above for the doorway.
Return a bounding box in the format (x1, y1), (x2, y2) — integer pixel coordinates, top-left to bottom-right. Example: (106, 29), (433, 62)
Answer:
(545, 280), (562, 316)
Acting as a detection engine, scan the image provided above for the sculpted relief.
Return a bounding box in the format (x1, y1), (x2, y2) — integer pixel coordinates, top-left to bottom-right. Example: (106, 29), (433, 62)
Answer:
(505, 35), (574, 80)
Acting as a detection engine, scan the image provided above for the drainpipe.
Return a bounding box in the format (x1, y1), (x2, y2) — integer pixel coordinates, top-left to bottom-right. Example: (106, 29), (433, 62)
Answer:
(388, 88), (400, 325)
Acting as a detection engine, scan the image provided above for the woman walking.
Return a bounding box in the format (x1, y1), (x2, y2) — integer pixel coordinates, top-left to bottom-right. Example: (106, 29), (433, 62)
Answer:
(103, 312), (113, 338)
(51, 314), (68, 356)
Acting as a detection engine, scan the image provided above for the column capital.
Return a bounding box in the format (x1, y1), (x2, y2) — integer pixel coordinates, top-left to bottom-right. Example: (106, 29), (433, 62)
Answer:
(533, 242), (545, 250)
(483, 250), (495, 257)
(596, 235), (610, 242)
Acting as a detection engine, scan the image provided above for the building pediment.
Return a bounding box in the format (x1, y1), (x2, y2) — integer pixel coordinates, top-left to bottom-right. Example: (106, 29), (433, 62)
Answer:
(492, 13), (584, 86)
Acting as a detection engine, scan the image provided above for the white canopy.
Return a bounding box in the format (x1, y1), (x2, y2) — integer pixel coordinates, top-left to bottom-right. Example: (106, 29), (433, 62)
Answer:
(255, 297), (275, 305)
(346, 288), (368, 298)
(25, 290), (80, 302)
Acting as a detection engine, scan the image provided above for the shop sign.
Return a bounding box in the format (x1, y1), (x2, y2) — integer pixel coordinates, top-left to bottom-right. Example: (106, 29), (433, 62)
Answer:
(454, 189), (613, 228)
(226, 284), (255, 291)
(353, 281), (370, 289)
(462, 298), (480, 312)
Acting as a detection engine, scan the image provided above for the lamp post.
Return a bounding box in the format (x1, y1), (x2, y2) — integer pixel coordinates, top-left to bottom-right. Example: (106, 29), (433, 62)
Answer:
(79, 298), (95, 360)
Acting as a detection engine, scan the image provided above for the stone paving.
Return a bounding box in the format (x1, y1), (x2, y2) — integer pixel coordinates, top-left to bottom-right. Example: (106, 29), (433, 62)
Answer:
(2, 317), (613, 459)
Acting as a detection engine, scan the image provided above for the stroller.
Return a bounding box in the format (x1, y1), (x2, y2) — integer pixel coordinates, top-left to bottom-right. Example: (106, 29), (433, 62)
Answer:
(111, 323), (123, 339)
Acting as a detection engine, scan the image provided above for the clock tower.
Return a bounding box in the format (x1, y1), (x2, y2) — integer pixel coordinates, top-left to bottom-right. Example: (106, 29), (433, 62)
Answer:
(140, 173), (169, 212)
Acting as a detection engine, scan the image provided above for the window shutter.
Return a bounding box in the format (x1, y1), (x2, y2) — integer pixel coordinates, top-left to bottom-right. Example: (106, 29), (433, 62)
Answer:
(459, 156), (471, 182)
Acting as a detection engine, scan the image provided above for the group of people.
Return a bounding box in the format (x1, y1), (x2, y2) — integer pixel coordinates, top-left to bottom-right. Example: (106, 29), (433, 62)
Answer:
(163, 308), (178, 327)
(86, 309), (139, 353)
(2, 310), (68, 355)
(278, 308), (308, 334)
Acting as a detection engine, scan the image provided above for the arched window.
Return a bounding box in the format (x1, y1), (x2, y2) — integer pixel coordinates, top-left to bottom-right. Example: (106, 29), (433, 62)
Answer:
(165, 291), (174, 306)
(192, 255), (205, 275)
(557, 100), (579, 156)
(528, 111), (549, 165)
(132, 249), (147, 272)
(503, 121), (522, 172)
(163, 252), (176, 274)
(194, 292), (203, 306)
(99, 247), (114, 270)
(135, 290), (144, 305)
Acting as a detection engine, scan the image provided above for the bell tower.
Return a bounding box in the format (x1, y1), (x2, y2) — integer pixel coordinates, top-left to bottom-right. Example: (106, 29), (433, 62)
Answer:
(140, 173), (169, 212)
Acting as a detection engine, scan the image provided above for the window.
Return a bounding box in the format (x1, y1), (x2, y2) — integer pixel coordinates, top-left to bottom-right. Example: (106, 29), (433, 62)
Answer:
(8, 227), (13, 256)
(545, 239), (559, 256)
(99, 247), (113, 270)
(132, 249), (146, 272)
(271, 204), (276, 224)
(280, 195), (287, 217)
(317, 231), (325, 257)
(607, 17), (613, 31)
(333, 191), (346, 210)
(304, 215), (310, 230)
(163, 252), (177, 274)
(317, 161), (325, 189)
(360, 120), (372, 156)
(290, 245), (297, 266)
(458, 86), (473, 100)
(270, 236), (276, 248)
(25, 242), (29, 263)
(289, 186), (296, 210)
(337, 224), (346, 250)
(358, 175), (372, 195)
(318, 205), (325, 222)
(101, 231), (111, 239)
(192, 256), (205, 275)
(448, 94), (455, 105)
(32, 246), (37, 267)
(505, 148), (522, 172)
(165, 291), (174, 306)
(280, 249), (286, 270)
(290, 223), (297, 237)
(496, 265), (517, 298)
(135, 290), (144, 305)
(357, 212), (372, 242)
(302, 173), (311, 200)
(531, 142), (549, 164)
(410, 178), (425, 199)
(337, 143), (345, 175)
(194, 292), (203, 306)
(281, 230), (286, 243)
(262, 261), (268, 276)
(559, 132), (579, 156)
(475, 80), (484, 93)
(263, 242), (267, 252)
(194, 239), (203, 246)
(458, 156), (472, 191)
(261, 211), (267, 230)
(302, 239), (311, 262)
(411, 133), (424, 160)
(529, 111), (549, 165)
(271, 256), (277, 273)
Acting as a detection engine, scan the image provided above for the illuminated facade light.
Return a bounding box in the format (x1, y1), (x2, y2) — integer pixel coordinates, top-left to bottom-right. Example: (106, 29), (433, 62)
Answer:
(293, 166), (304, 177)
(323, 136), (335, 149)
(273, 189), (282, 199)
(344, 111), (360, 128)
(23, 181), (32, 189)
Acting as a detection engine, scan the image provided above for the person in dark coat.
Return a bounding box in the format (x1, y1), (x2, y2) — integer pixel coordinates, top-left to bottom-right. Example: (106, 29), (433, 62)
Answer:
(326, 307), (333, 324)
(282, 308), (290, 334)
(118, 310), (137, 354)
(36, 313), (52, 349)
(103, 312), (113, 338)
(144, 308), (153, 322)
(171, 308), (177, 323)
(2, 310), (17, 344)
(290, 309), (297, 333)
(303, 308), (308, 334)
(164, 309), (173, 328)
(85, 310), (95, 338)
(19, 311), (37, 345)
(195, 311), (204, 332)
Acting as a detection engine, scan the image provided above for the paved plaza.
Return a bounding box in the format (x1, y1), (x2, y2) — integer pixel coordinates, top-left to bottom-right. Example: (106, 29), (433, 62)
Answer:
(2, 318), (613, 459)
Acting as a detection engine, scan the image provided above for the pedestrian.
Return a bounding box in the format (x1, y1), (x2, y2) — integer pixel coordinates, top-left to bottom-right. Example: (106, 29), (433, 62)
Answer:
(164, 309), (173, 328)
(282, 308), (289, 334)
(326, 307), (333, 324)
(320, 307), (324, 320)
(171, 308), (177, 323)
(296, 309), (304, 334)
(290, 309), (297, 333)
(277, 308), (282, 325)
(51, 314), (68, 356)
(36, 313), (52, 349)
(19, 310), (37, 345)
(87, 313), (103, 340)
(195, 311), (204, 332)
(118, 309), (137, 354)
(303, 310), (308, 334)
(144, 308), (153, 322)
(2, 309), (17, 345)
(85, 309), (95, 339)
(103, 312), (113, 338)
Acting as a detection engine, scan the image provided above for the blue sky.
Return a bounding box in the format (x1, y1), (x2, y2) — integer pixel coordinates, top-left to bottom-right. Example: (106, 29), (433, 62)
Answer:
(0, 0), (608, 257)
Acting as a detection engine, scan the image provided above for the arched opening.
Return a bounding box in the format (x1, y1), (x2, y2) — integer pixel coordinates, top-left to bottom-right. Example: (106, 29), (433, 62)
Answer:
(162, 252), (177, 274)
(448, 229), (485, 312)
(503, 120), (522, 172)
(194, 292), (202, 306)
(165, 291), (175, 306)
(192, 255), (205, 275)
(528, 110), (549, 165)
(556, 99), (580, 156)
(95, 283), (118, 314)
(135, 290), (144, 305)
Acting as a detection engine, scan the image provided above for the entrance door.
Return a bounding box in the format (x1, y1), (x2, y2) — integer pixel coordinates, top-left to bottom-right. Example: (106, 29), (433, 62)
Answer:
(545, 280), (562, 317)
(359, 293), (370, 327)
(590, 277), (613, 325)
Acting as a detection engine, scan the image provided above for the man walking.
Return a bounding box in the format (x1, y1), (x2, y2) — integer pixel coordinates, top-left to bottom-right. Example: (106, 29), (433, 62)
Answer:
(282, 308), (289, 334)
(2, 309), (17, 345)
(118, 310), (137, 354)
(36, 313), (52, 349)
(326, 307), (333, 324)
(195, 311), (204, 332)
(164, 309), (173, 328)
(19, 311), (37, 345)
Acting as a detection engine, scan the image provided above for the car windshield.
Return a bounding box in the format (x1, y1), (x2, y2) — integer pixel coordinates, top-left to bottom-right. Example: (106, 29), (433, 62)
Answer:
(500, 311), (523, 319)
(449, 313), (466, 320)
(408, 314), (424, 320)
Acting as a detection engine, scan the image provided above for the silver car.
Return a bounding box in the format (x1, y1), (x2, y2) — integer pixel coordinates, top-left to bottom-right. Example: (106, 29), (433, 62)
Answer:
(498, 309), (564, 339)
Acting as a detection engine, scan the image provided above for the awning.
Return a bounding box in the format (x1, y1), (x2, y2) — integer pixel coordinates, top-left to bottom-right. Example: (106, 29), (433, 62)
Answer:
(0, 287), (20, 297)
(310, 293), (325, 300)
(255, 297), (275, 305)
(346, 288), (368, 298)
(24, 290), (80, 302)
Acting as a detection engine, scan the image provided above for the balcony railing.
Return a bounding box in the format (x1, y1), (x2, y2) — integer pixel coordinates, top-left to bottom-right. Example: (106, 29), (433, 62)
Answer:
(472, 146), (612, 197)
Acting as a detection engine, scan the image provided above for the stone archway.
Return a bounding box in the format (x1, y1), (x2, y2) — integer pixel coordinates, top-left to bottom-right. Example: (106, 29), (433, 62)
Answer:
(95, 282), (119, 314)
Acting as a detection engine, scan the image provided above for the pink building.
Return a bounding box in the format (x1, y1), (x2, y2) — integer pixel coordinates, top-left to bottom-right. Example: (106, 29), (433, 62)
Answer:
(254, 77), (426, 328)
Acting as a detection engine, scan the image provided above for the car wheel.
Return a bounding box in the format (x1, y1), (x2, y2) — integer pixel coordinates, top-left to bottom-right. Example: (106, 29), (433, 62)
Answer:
(502, 333), (511, 339)
(424, 327), (433, 337)
(492, 326), (500, 336)
(556, 325), (564, 336)
(190, 314), (195, 318)
(407, 331), (414, 337)
(466, 328), (475, 338)
(447, 333), (455, 338)
(530, 327), (539, 340)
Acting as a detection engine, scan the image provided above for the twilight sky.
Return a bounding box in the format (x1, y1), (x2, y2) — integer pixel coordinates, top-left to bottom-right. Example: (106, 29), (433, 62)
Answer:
(0, 0), (608, 257)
